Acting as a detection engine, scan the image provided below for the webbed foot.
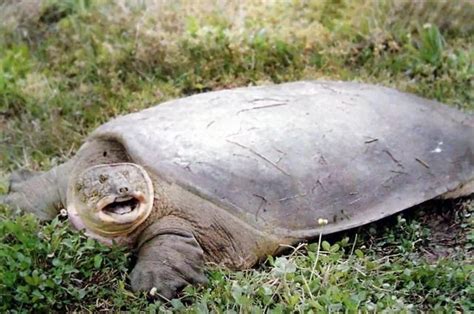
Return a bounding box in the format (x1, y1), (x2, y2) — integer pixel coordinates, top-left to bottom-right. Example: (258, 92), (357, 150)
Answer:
(8, 169), (41, 193)
(130, 224), (208, 300)
(1, 166), (66, 220)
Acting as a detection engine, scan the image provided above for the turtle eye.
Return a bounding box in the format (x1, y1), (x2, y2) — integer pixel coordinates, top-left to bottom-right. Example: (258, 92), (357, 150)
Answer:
(99, 174), (108, 183)
(75, 182), (83, 191)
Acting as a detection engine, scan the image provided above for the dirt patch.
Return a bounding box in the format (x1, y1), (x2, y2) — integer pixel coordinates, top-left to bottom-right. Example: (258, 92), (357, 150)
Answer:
(339, 195), (474, 262)
(417, 197), (473, 262)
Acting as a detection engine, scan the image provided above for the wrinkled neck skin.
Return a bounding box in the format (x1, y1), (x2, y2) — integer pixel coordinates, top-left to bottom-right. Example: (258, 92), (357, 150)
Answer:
(135, 172), (284, 270)
(67, 210), (129, 245)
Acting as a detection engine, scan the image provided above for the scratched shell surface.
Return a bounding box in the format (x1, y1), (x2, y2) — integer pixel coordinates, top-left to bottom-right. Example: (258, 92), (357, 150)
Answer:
(90, 81), (474, 238)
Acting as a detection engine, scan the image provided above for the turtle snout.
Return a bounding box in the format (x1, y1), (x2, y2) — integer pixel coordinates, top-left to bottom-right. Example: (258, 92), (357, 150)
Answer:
(118, 185), (130, 195)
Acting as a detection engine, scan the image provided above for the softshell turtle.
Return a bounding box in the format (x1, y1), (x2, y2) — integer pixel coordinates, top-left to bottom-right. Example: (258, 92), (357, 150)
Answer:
(2, 81), (473, 298)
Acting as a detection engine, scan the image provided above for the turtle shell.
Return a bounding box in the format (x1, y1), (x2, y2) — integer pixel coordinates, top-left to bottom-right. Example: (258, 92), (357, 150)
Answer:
(90, 81), (474, 238)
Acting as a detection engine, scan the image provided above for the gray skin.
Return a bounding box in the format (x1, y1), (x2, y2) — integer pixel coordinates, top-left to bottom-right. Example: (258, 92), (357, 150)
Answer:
(2, 81), (474, 299)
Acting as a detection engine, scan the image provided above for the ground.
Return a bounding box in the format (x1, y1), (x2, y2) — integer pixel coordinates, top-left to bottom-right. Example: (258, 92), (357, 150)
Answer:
(0, 0), (473, 312)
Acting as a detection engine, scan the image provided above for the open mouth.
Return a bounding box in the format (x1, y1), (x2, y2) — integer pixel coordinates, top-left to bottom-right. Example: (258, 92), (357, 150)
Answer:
(102, 196), (140, 215)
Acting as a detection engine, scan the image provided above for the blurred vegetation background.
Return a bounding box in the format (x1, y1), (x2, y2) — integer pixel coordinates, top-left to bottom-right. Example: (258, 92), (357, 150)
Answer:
(0, 0), (473, 312)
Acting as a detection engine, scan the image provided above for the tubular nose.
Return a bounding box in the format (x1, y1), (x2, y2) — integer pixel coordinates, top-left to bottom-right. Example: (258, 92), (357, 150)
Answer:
(118, 185), (130, 195)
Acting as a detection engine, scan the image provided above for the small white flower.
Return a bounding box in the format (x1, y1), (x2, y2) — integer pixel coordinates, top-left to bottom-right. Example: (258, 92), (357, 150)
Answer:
(149, 287), (157, 296)
(60, 208), (68, 217)
(318, 218), (328, 225)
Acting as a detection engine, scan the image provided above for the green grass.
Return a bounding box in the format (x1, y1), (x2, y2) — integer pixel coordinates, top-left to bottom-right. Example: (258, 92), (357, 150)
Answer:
(0, 0), (473, 312)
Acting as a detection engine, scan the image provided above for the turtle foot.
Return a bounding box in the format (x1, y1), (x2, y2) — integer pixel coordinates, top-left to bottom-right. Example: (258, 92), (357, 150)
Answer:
(8, 169), (41, 193)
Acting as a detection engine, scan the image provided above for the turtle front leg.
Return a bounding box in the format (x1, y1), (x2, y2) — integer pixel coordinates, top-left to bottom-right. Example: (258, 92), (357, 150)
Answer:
(130, 217), (208, 299)
(1, 161), (73, 220)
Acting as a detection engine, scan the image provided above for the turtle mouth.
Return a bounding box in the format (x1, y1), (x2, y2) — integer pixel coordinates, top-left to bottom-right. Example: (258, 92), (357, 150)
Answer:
(97, 192), (146, 216)
(102, 196), (140, 215)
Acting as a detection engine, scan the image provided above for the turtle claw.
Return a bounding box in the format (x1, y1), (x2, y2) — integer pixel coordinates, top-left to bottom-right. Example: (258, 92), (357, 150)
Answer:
(131, 224), (208, 300)
(130, 259), (208, 301)
(130, 261), (189, 301)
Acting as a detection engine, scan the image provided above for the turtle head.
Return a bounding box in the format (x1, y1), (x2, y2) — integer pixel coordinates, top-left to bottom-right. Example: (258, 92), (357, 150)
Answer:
(67, 163), (154, 240)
